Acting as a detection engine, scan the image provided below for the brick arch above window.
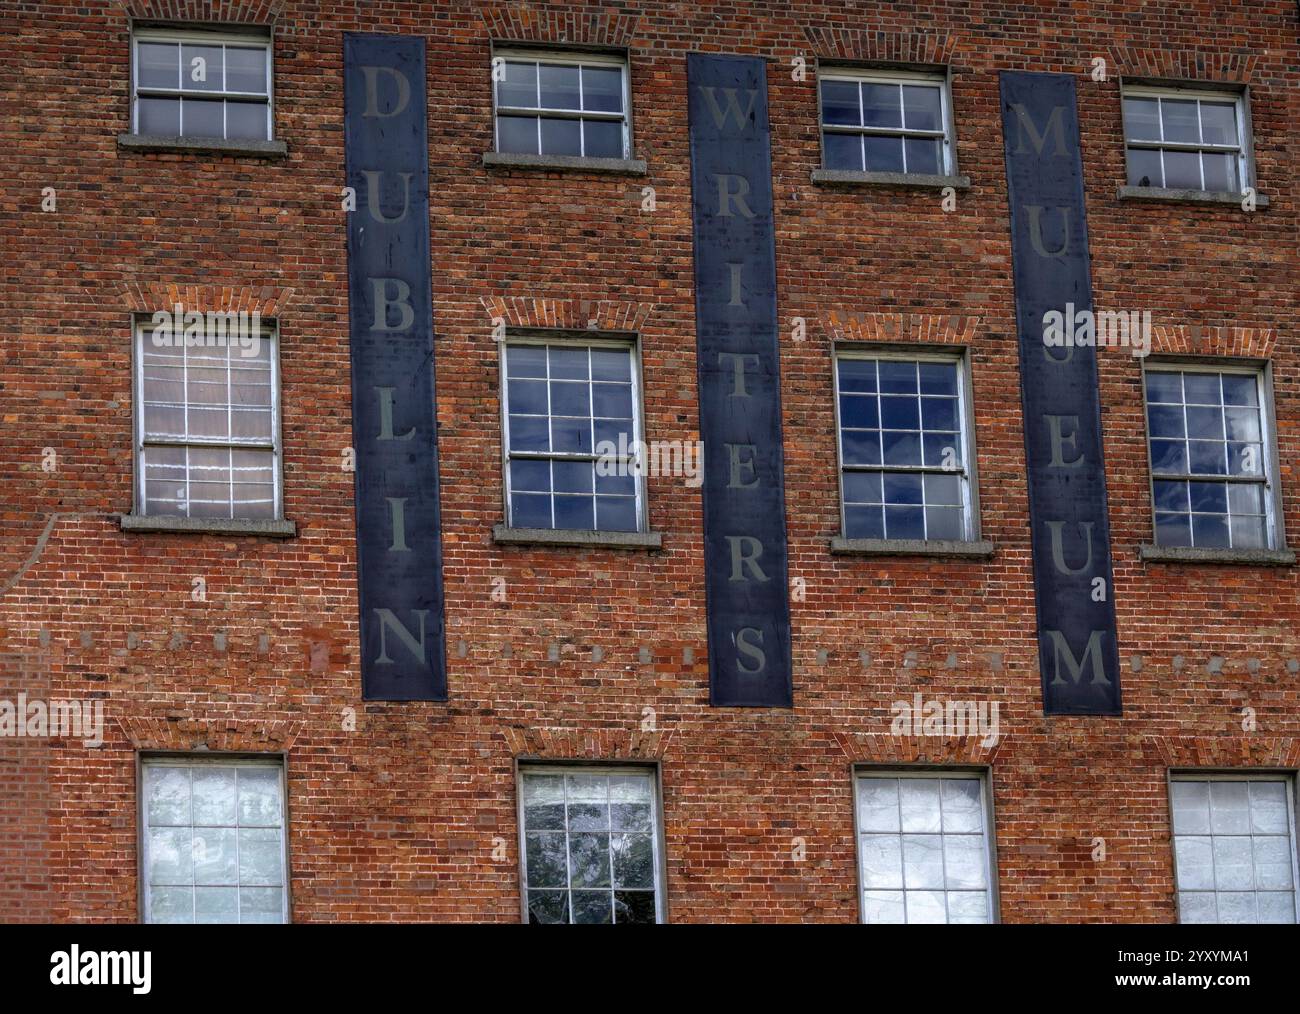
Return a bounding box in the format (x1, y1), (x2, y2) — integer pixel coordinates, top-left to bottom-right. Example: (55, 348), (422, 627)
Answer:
(1149, 325), (1277, 359)
(115, 0), (284, 24)
(479, 3), (640, 47)
(1109, 47), (1258, 84)
(824, 310), (981, 346)
(118, 712), (303, 753)
(802, 27), (957, 66)
(503, 725), (673, 761)
(480, 295), (656, 334)
(118, 281), (295, 319)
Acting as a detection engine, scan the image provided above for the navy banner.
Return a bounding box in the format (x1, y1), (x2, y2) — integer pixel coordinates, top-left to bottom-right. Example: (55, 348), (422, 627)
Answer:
(343, 34), (447, 701)
(999, 72), (1121, 715)
(686, 54), (793, 708)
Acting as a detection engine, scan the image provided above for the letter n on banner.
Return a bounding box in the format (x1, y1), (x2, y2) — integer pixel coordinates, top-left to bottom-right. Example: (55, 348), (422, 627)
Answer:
(999, 72), (1121, 715)
(687, 54), (793, 707)
(344, 34), (447, 700)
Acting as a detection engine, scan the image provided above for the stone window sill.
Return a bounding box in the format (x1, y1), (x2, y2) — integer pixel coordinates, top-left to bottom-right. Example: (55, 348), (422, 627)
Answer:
(811, 169), (970, 190)
(492, 524), (662, 549)
(120, 514), (297, 538)
(482, 152), (647, 175)
(1116, 185), (1267, 208)
(1138, 544), (1294, 566)
(830, 537), (995, 558)
(117, 133), (288, 159)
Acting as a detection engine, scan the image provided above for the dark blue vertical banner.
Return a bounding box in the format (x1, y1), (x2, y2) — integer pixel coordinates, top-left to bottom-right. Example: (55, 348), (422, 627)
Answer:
(687, 54), (793, 708)
(344, 34), (447, 701)
(999, 72), (1121, 715)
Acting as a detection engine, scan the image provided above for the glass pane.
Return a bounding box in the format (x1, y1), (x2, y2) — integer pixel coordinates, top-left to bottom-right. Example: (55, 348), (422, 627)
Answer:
(1201, 151), (1235, 193)
(192, 828), (237, 885)
(527, 890), (569, 923)
(820, 79), (860, 125)
(823, 132), (862, 170)
(194, 886), (238, 923)
(138, 96), (181, 135)
(899, 779), (941, 832)
(1162, 149), (1202, 189)
(1253, 836), (1295, 890)
(1192, 513), (1229, 548)
(538, 63), (581, 109)
(862, 890), (906, 923)
(1154, 512), (1191, 546)
(905, 890), (946, 923)
(904, 136), (940, 175)
(1161, 98), (1200, 143)
(191, 767), (236, 825)
(226, 101), (269, 141)
(860, 834), (903, 888)
(595, 496), (636, 532)
(862, 83), (901, 127)
(496, 114), (538, 154)
(1221, 373), (1258, 407)
(1199, 101), (1238, 145)
(568, 833), (611, 887)
(901, 85), (942, 131)
(1145, 371), (1183, 403)
(941, 780), (983, 833)
(857, 778), (900, 831)
(1178, 892), (1217, 923)
(508, 415), (549, 452)
(838, 359), (877, 393)
(948, 891), (989, 924)
(1249, 782), (1290, 834)
(510, 492), (551, 528)
(1174, 836), (1215, 890)
(1208, 781), (1251, 834)
(137, 41), (180, 89)
(549, 346), (589, 379)
(497, 61), (537, 108)
(150, 886), (193, 923)
(147, 766), (191, 825)
(583, 118), (623, 158)
(611, 833), (654, 888)
(148, 827), (193, 883)
(238, 827), (284, 885)
(591, 348), (631, 382)
(581, 65), (622, 112)
(901, 834), (944, 889)
(540, 116), (581, 156)
(614, 891), (656, 924)
(1126, 147), (1162, 187)
(181, 44), (223, 92)
(553, 494), (594, 530)
(1123, 97), (1160, 141)
(239, 886), (283, 923)
(238, 767), (282, 826)
(225, 46), (268, 94)
(182, 97), (224, 138)
(525, 832), (568, 887)
(863, 134), (905, 173)
(571, 890), (612, 924)
(943, 835), (987, 889)
(844, 504), (884, 539)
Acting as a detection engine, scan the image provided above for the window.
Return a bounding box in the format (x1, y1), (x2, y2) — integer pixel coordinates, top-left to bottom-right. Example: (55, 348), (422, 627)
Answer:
(820, 69), (953, 176)
(493, 50), (629, 159)
(132, 28), (273, 141)
(141, 757), (288, 924)
(501, 338), (643, 532)
(855, 771), (996, 923)
(1144, 365), (1277, 549)
(1122, 87), (1247, 192)
(134, 315), (282, 520)
(835, 352), (974, 541)
(1171, 775), (1298, 924)
(517, 766), (664, 924)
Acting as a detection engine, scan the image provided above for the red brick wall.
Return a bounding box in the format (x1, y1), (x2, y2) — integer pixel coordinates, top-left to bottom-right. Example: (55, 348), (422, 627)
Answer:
(3, 0), (1298, 922)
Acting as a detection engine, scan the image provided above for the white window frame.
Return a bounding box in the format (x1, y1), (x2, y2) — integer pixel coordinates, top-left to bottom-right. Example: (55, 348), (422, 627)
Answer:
(499, 332), (648, 533)
(139, 754), (291, 925)
(1141, 360), (1281, 551)
(832, 347), (979, 541)
(852, 768), (1000, 924)
(515, 762), (667, 924)
(1169, 771), (1300, 924)
(818, 67), (956, 175)
(491, 47), (631, 159)
(132, 315), (285, 520)
(131, 26), (274, 140)
(1120, 85), (1250, 193)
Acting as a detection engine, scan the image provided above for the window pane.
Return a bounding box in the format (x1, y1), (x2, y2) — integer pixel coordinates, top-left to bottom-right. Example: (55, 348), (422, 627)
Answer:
(1163, 149), (1202, 189)
(182, 97), (224, 138)
(540, 115), (582, 155)
(225, 46), (268, 94)
(497, 114), (538, 154)
(582, 118), (623, 158)
(581, 65), (622, 112)
(862, 83), (901, 127)
(497, 61), (537, 107)
(1202, 151), (1235, 192)
(820, 79), (860, 125)
(823, 132), (862, 170)
(901, 85), (942, 131)
(1199, 101), (1238, 145)
(138, 41), (180, 89)
(904, 136), (940, 175)
(1123, 97), (1160, 141)
(181, 44), (223, 92)
(863, 134), (905, 173)
(1127, 147), (1163, 188)
(226, 101), (269, 141)
(539, 63), (581, 109)
(1161, 98), (1200, 143)
(139, 96), (181, 135)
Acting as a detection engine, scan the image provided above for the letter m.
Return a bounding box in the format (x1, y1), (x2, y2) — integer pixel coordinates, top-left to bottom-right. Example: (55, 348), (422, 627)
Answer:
(1044, 629), (1111, 686)
(1011, 103), (1069, 156)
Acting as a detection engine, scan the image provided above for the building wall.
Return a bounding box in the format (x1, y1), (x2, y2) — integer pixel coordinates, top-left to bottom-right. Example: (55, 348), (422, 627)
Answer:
(3, 0), (1298, 921)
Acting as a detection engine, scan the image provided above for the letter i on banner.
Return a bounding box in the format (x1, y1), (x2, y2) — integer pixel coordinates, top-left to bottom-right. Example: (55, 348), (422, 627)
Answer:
(999, 72), (1121, 715)
(343, 34), (447, 701)
(686, 54), (793, 708)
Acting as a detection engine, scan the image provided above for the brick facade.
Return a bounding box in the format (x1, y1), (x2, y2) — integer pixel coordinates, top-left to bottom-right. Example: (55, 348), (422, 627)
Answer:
(3, 0), (1299, 922)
